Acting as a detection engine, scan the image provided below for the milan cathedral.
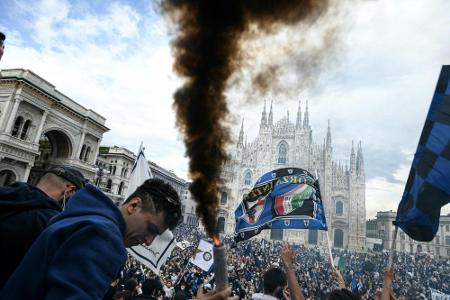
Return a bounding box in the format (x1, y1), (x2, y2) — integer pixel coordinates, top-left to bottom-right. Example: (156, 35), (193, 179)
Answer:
(220, 100), (366, 250)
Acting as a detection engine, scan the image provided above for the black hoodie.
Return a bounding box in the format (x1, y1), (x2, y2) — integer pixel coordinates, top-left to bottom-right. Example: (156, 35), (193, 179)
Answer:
(0, 181), (61, 288)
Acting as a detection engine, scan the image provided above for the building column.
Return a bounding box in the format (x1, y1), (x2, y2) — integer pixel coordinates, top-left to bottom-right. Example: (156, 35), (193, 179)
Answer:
(76, 131), (86, 160)
(33, 110), (49, 144)
(22, 163), (34, 182)
(91, 138), (101, 164)
(4, 98), (22, 134)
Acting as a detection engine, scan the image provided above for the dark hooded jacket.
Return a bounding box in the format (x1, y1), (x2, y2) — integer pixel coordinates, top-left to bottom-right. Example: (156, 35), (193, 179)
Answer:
(0, 182), (61, 288)
(0, 184), (127, 300)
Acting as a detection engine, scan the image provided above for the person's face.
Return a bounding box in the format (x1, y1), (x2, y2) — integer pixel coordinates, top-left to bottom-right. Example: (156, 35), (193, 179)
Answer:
(122, 197), (167, 247)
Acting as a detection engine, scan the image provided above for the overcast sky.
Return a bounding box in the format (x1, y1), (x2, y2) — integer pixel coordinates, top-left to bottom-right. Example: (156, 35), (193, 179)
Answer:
(1, 0), (449, 219)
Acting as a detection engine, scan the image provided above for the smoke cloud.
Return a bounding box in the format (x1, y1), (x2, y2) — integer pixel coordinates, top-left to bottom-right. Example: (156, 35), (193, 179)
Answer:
(160, 0), (343, 237)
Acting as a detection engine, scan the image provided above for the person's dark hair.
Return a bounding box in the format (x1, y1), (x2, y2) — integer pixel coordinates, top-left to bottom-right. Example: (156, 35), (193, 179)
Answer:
(263, 267), (286, 295)
(124, 278), (138, 294)
(0, 32), (5, 42)
(173, 291), (186, 300)
(113, 290), (132, 300)
(328, 289), (360, 300)
(141, 278), (162, 295)
(124, 178), (182, 230)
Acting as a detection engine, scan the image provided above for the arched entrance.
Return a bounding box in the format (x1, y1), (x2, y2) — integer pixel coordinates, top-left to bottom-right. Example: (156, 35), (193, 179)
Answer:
(308, 229), (318, 245)
(28, 130), (73, 184)
(334, 229), (344, 248)
(0, 169), (16, 186)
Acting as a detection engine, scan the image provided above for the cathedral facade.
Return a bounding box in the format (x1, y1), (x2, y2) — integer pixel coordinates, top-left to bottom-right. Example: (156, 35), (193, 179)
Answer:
(220, 101), (366, 250)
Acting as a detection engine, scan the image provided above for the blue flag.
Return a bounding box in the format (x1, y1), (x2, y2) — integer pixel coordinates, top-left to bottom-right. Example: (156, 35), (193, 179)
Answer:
(394, 65), (450, 242)
(234, 167), (327, 242)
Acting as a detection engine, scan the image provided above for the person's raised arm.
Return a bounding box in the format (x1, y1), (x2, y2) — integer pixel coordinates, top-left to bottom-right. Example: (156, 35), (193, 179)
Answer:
(332, 268), (347, 290)
(281, 241), (305, 300)
(381, 267), (396, 300)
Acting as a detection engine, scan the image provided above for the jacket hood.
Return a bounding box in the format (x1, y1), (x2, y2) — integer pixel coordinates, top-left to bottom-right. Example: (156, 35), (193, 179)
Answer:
(0, 182), (61, 213)
(49, 183), (125, 235)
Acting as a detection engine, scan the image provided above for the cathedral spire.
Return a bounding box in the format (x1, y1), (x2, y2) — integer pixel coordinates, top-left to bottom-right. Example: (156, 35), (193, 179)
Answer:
(296, 99), (302, 129)
(303, 100), (309, 129)
(260, 100), (267, 128)
(237, 119), (244, 148)
(268, 100), (273, 126)
(350, 140), (356, 173)
(356, 141), (364, 175)
(326, 120), (332, 150)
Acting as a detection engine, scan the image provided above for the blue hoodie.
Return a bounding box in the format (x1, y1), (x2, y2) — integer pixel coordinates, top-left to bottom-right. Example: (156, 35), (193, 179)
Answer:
(0, 182), (61, 288)
(0, 184), (127, 300)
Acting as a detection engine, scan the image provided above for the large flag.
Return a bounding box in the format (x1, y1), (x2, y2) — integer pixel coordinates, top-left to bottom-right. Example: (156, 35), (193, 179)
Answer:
(125, 143), (177, 274)
(127, 229), (176, 274)
(189, 239), (214, 272)
(394, 65), (450, 242)
(234, 167), (327, 242)
(125, 142), (152, 199)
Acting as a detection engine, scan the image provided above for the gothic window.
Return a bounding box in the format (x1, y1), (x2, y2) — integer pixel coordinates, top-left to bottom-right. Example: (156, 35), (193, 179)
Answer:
(220, 192), (228, 205)
(244, 170), (252, 186)
(79, 145), (86, 160)
(277, 142), (288, 164)
(106, 179), (112, 191)
(118, 182), (125, 195)
(109, 165), (113, 173)
(0, 169), (16, 186)
(84, 146), (91, 162)
(217, 217), (225, 233)
(11, 116), (23, 137)
(20, 119), (32, 140)
(335, 201), (343, 216)
(124, 169), (128, 178)
(112, 166), (116, 175)
(445, 236), (450, 246)
(334, 229), (344, 248)
(417, 244), (422, 252)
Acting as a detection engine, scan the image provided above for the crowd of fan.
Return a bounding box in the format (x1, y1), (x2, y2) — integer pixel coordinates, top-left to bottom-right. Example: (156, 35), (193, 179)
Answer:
(104, 224), (450, 300)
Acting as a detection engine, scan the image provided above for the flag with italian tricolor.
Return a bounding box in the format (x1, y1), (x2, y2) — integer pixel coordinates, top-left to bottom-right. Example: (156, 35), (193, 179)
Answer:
(234, 167), (327, 242)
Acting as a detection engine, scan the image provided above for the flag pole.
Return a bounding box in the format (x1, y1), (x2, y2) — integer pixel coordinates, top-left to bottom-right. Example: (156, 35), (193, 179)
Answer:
(388, 225), (398, 267)
(326, 230), (335, 269)
(315, 168), (334, 269)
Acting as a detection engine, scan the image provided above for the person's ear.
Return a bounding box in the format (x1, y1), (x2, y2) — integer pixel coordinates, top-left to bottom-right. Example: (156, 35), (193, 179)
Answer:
(128, 197), (143, 213)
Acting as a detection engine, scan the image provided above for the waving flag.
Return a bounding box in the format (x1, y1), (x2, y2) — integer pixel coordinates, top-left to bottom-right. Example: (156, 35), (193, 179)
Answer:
(394, 65), (450, 242)
(125, 143), (177, 274)
(189, 239), (214, 272)
(234, 167), (327, 242)
(125, 142), (152, 199)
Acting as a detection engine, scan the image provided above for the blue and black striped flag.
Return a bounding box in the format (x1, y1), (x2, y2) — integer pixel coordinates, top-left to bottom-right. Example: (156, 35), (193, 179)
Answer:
(394, 65), (450, 242)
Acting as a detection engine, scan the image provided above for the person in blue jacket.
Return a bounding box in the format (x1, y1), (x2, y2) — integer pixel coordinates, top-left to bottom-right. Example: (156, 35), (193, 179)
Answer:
(0, 178), (182, 300)
(0, 166), (86, 288)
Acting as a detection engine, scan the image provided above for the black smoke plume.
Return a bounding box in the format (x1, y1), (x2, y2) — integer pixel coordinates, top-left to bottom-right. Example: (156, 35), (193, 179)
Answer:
(160, 0), (335, 237)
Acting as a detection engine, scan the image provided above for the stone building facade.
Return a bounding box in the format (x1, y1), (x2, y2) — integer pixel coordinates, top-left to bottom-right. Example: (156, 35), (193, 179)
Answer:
(220, 101), (366, 250)
(367, 211), (450, 258)
(95, 145), (198, 226)
(0, 69), (108, 183)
